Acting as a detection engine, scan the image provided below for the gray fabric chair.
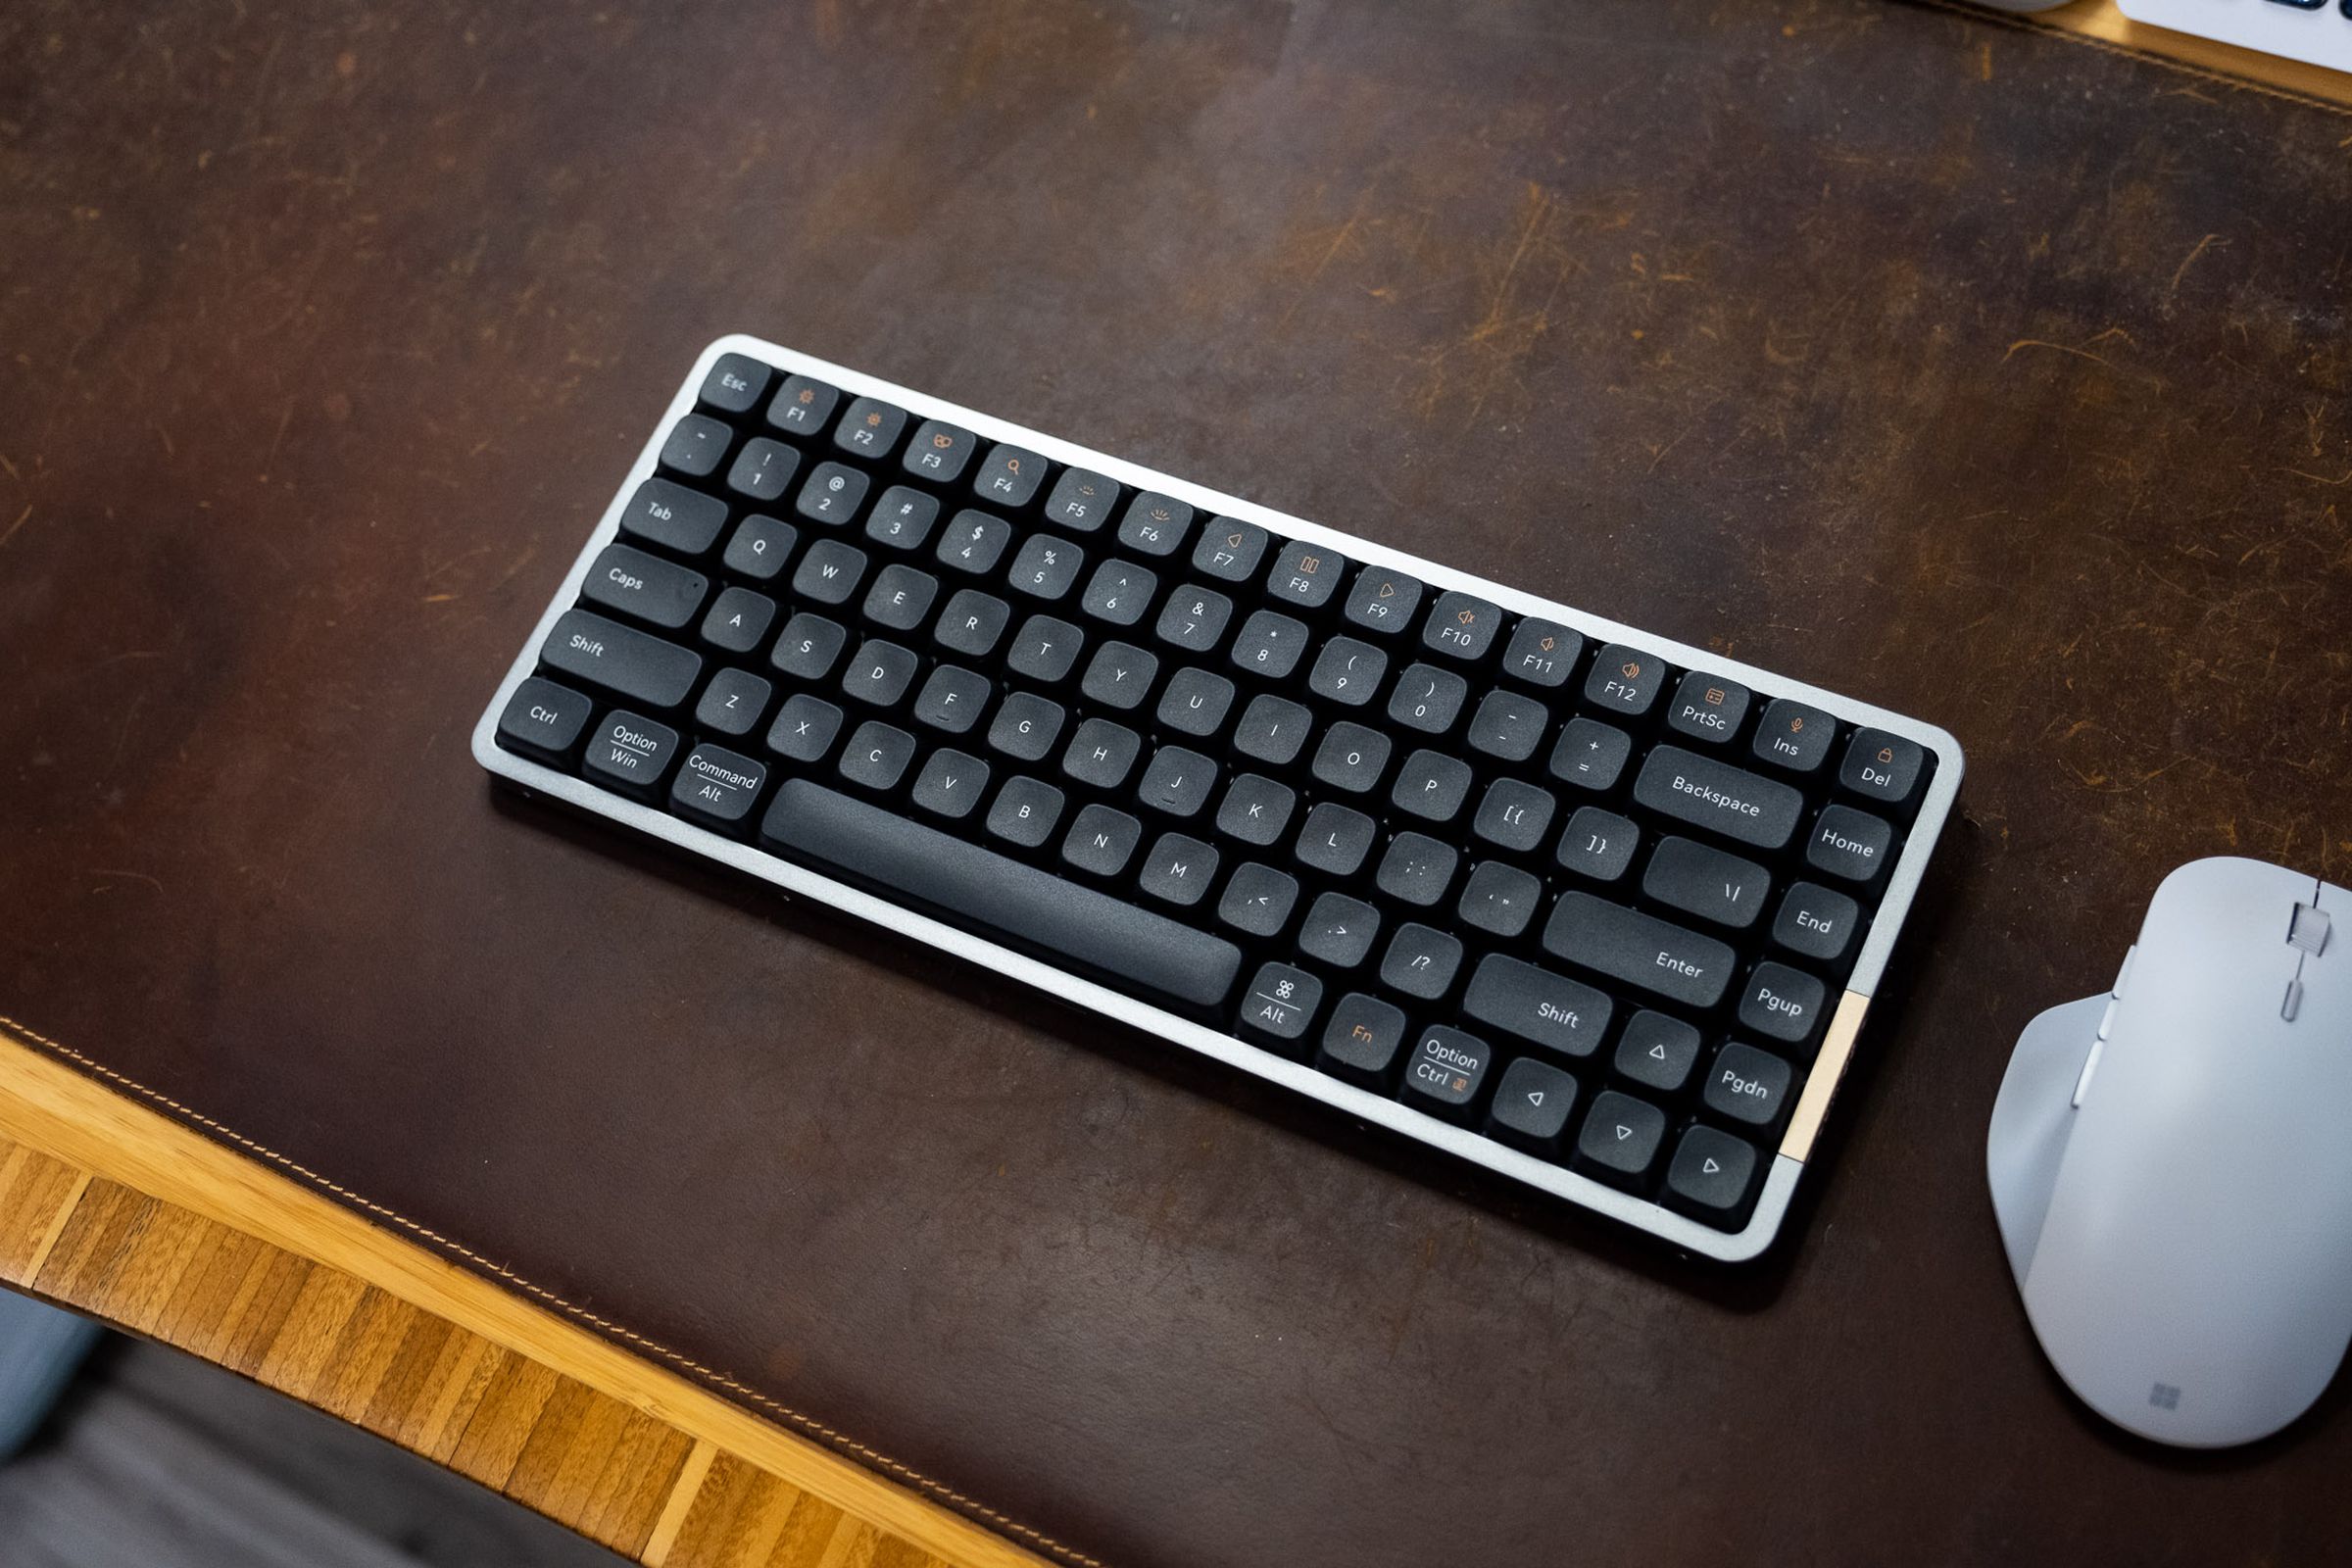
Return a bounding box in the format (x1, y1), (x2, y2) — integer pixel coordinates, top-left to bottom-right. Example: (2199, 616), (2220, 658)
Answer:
(0, 1289), (103, 1461)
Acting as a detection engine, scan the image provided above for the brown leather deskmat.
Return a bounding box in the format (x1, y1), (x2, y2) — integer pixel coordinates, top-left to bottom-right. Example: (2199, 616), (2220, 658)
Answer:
(5, 3), (2349, 1563)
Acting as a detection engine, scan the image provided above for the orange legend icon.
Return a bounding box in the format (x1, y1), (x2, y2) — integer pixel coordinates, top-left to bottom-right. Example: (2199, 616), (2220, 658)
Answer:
(1456, 608), (1477, 625)
(932, 430), (955, 448)
(1621, 660), (1642, 679)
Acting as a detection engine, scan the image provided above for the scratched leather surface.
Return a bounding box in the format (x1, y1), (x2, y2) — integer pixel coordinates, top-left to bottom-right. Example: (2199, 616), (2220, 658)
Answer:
(4, 3), (2349, 1563)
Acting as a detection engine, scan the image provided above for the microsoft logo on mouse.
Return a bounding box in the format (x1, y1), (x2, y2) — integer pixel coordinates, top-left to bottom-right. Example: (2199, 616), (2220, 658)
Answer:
(2149, 1383), (2182, 1411)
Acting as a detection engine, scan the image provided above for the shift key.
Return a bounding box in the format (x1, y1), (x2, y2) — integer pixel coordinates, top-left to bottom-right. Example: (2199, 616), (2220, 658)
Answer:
(541, 609), (702, 710)
(1543, 891), (1735, 1009)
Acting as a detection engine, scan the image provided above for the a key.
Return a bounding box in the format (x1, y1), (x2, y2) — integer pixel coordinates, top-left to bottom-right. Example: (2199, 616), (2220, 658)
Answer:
(1307, 636), (1388, 707)
(1265, 539), (1341, 610)
(1218, 862), (1300, 939)
(1379, 922), (1462, 1001)
(1773, 881), (1861, 964)
(1643, 835), (1771, 929)
(1666, 672), (1749, 745)
(1215, 773), (1296, 847)
(792, 538), (869, 606)
(1117, 493), (1194, 557)
(1751, 698), (1835, 773)
(1466, 690), (1547, 762)
(1081, 641), (1160, 711)
(1310, 722), (1391, 795)
(1399, 1025), (1492, 1120)
(912, 664), (991, 734)
(986, 691), (1065, 762)
(1423, 591), (1501, 662)
(910, 748), (990, 820)
(495, 677), (592, 764)
(840, 639), (919, 708)
(618, 477), (728, 556)
(833, 398), (907, 460)
(729, 437), (803, 507)
(699, 353), (771, 414)
(1342, 567), (1424, 637)
(765, 374), (840, 437)
(864, 485), (942, 551)
(861, 564), (940, 632)
(1006, 534), (1084, 601)
(972, 444), (1045, 508)
(1387, 663), (1466, 734)
(696, 668), (773, 737)
(1555, 806), (1638, 882)
(1702, 1043), (1793, 1130)
(1473, 778), (1554, 855)
(1192, 519), (1269, 583)
(934, 589), (1010, 660)
(541, 610), (702, 710)
(1138, 833), (1219, 906)
(1296, 802), (1376, 878)
(1737, 961), (1827, 1051)
(1487, 1057), (1579, 1153)
(1665, 1126), (1760, 1222)
(986, 775), (1065, 849)
(904, 420), (978, 485)
(1548, 716), (1633, 792)
(669, 744), (768, 831)
(723, 514), (799, 581)
(1806, 805), (1894, 883)
(1233, 694), (1312, 768)
(1375, 833), (1457, 907)
(1501, 619), (1580, 688)
(1457, 860), (1542, 939)
(766, 694), (843, 764)
(1229, 609), (1309, 679)
(584, 710), (682, 798)
(1390, 750), (1472, 824)
(659, 413), (731, 478)
(1137, 746), (1217, 818)
(1318, 993), (1408, 1087)
(1840, 728), (1926, 810)
(1542, 891), (1736, 1008)
(1613, 1010), (1702, 1094)
(1156, 667), (1236, 739)
(1573, 1090), (1666, 1187)
(1080, 560), (1157, 627)
(1299, 893), (1381, 968)
(1631, 745), (1804, 852)
(1462, 954), (1611, 1057)
(770, 612), (848, 681)
(1061, 803), (1143, 878)
(1045, 468), (1121, 533)
(582, 544), (708, 629)
(700, 586), (778, 656)
(936, 509), (1012, 574)
(1061, 717), (1142, 791)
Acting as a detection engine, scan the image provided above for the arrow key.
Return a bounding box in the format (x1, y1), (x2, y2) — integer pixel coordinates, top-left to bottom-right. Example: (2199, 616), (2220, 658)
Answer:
(1664, 1125), (1761, 1226)
(1487, 1058), (1579, 1154)
(1572, 1090), (1667, 1189)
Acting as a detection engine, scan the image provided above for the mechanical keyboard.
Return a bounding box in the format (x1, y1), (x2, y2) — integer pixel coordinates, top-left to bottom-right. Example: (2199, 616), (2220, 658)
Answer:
(473, 336), (1963, 1262)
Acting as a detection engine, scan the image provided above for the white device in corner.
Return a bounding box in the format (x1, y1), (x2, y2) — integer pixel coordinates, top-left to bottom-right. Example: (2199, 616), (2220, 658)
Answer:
(2115, 0), (2352, 74)
(1987, 857), (2350, 1448)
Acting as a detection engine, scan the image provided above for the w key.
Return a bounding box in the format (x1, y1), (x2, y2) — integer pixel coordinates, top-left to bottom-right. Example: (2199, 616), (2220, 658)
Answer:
(1642, 835), (1771, 930)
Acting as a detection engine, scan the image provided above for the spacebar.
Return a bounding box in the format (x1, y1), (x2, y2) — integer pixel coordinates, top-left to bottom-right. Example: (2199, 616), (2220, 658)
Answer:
(760, 780), (1243, 1009)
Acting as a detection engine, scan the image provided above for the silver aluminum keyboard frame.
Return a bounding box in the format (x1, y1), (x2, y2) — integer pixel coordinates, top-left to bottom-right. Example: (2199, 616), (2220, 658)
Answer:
(472, 334), (1964, 1263)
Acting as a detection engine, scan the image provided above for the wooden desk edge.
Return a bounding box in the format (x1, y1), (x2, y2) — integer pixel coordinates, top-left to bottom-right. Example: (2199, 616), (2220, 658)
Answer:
(0, 1023), (1065, 1568)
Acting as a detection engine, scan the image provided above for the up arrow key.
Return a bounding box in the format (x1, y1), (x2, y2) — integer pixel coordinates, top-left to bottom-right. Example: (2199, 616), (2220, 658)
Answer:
(1703, 1157), (1722, 1175)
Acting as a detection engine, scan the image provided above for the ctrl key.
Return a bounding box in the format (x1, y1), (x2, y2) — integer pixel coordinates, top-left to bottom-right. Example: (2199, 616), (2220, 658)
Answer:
(1398, 1026), (1493, 1122)
(495, 677), (591, 765)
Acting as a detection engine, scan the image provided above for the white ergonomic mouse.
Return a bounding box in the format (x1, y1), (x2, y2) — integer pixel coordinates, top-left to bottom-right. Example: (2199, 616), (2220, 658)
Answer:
(1987, 857), (2351, 1447)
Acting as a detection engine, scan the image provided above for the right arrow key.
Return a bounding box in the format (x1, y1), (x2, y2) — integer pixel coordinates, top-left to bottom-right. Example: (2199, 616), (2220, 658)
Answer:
(1665, 1125), (1762, 1225)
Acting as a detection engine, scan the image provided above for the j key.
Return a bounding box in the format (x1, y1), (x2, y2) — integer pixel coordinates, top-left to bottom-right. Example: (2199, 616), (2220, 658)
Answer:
(1502, 618), (1580, 688)
(1006, 535), (1084, 601)
(796, 462), (870, 527)
(972, 444), (1045, 508)
(670, 744), (768, 831)
(1379, 922), (1462, 1001)
(1318, 993), (1407, 1087)
(1296, 803), (1375, 878)
(1007, 615), (1084, 684)
(936, 590), (1010, 659)
(727, 437), (803, 507)
(1738, 961), (1827, 1050)
(1311, 722), (1391, 795)
(1423, 592), (1501, 662)
(834, 397), (907, 460)
(766, 694), (843, 763)
(701, 586), (777, 656)
(1215, 773), (1296, 847)
(1467, 690), (1547, 762)
(1665, 1126), (1760, 1223)
(1807, 805), (1895, 884)
(910, 749), (990, 820)
(1473, 779), (1554, 855)
(1391, 750), (1471, 824)
(1062, 717), (1142, 790)
(1643, 835), (1772, 929)
(1117, 493), (1193, 557)
(987, 692), (1065, 763)
(865, 485), (942, 551)
(1343, 567), (1423, 636)
(1375, 833), (1457, 907)
(723, 514), (799, 581)
(1614, 1010), (1702, 1094)
(1138, 833), (1219, 906)
(1840, 728), (1927, 809)
(770, 612), (848, 681)
(986, 775), (1065, 849)
(1233, 694), (1312, 767)
(1703, 1042), (1793, 1130)
(542, 609), (702, 710)
(1062, 804), (1142, 877)
(937, 510), (1012, 574)
(862, 564), (939, 632)
(1219, 862), (1300, 939)
(1045, 468), (1121, 533)
(582, 544), (707, 629)
(1193, 519), (1269, 583)
(1555, 807), (1638, 882)
(696, 668), (773, 737)
(904, 420), (978, 485)
(1399, 1026), (1492, 1121)
(1462, 954), (1611, 1057)
(1081, 642), (1159, 711)
(1080, 560), (1157, 627)
(1240, 962), (1321, 1047)
(619, 477), (727, 556)
(1307, 637), (1388, 707)
(1229, 610), (1309, 680)
(912, 664), (991, 734)
(1574, 1090), (1667, 1186)
(1266, 539), (1341, 610)
(1456, 859), (1541, 939)
(659, 414), (730, 478)
(495, 676), (592, 764)
(1774, 881), (1861, 964)
(1549, 716), (1633, 792)
(1585, 643), (1666, 717)
(841, 639), (919, 708)
(1154, 586), (1234, 655)
(1543, 891), (1736, 1009)
(760, 779), (1240, 1009)
(765, 374), (840, 437)
(584, 710), (682, 798)
(1137, 746), (1217, 818)
(793, 538), (868, 605)
(1299, 893), (1380, 967)
(1156, 667), (1235, 738)
(1667, 673), (1750, 746)
(1632, 745), (1804, 852)
(699, 353), (771, 415)
(1388, 663), (1467, 734)
(1487, 1057), (1578, 1152)
(1751, 697), (1835, 773)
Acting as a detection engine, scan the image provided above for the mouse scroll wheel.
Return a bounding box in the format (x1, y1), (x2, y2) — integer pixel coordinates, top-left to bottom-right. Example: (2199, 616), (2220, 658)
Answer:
(2288, 904), (2330, 957)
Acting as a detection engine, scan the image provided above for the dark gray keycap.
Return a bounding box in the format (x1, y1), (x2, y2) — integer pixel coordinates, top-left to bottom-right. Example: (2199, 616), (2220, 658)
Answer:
(1574, 1090), (1666, 1184)
(1229, 609), (1310, 679)
(937, 509), (1013, 574)
(766, 694), (843, 763)
(1138, 746), (1217, 818)
(837, 720), (915, 791)
(700, 353), (771, 414)
(1137, 833), (1219, 906)
(1218, 862), (1298, 939)
(861, 564), (939, 631)
(1319, 994), (1408, 1086)
(1117, 494), (1193, 557)
(696, 668), (773, 737)
(1376, 832), (1457, 907)
(1061, 803), (1142, 877)
(1614, 1010), (1702, 1094)
(700, 586), (777, 656)
(760, 780), (1240, 1008)
(1193, 519), (1268, 583)
(1703, 1043), (1793, 1129)
(1542, 891), (1736, 1009)
(1463, 954), (1611, 1057)
(792, 538), (868, 605)
(766, 374), (839, 437)
(1388, 662), (1467, 734)
(1666, 1125), (1761, 1223)
(865, 485), (942, 551)
(1667, 672), (1750, 746)
(1549, 716), (1633, 791)
(1467, 690), (1547, 761)
(910, 748), (990, 820)
(1399, 1026), (1491, 1120)
(904, 420), (978, 484)
(1502, 619), (1580, 688)
(1751, 698), (1836, 772)
(1157, 667), (1236, 739)
(1080, 559), (1157, 626)
(583, 544), (708, 628)
(912, 664), (991, 734)
(840, 639), (918, 708)
(1006, 534), (1084, 601)
(1584, 643), (1666, 717)
(1307, 637), (1388, 707)
(987, 691), (1065, 762)
(670, 744), (768, 829)
(1311, 721), (1391, 795)
(728, 437), (803, 507)
(1046, 468), (1120, 534)
(1241, 962), (1322, 1046)
(1473, 778), (1554, 855)
(795, 461), (869, 527)
(659, 413), (730, 478)
(584, 709), (681, 798)
(724, 514), (798, 581)
(1391, 749), (1472, 823)
(935, 589), (1010, 659)
(542, 609), (701, 710)
(1806, 804), (1895, 883)
(1215, 773), (1295, 847)
(986, 775), (1065, 849)
(770, 612), (848, 681)
(1297, 803), (1376, 878)
(495, 677), (592, 764)
(1774, 881), (1861, 963)
(1488, 1057), (1579, 1152)
(1379, 923), (1462, 1001)
(1006, 614), (1084, 683)
(1343, 567), (1423, 636)
(618, 477), (730, 557)
(833, 397), (907, 459)
(1644, 835), (1772, 929)
(1153, 584), (1233, 656)
(972, 444), (1045, 508)
(1423, 591), (1501, 662)
(1299, 893), (1380, 968)
(1458, 860), (1542, 939)
(1265, 539), (1342, 610)
(1840, 728), (1927, 809)
(1738, 961), (1828, 1049)
(1061, 717), (1141, 790)
(1632, 745), (1805, 852)
(1555, 807), (1639, 882)
(1233, 694), (1312, 767)
(1081, 641), (1160, 711)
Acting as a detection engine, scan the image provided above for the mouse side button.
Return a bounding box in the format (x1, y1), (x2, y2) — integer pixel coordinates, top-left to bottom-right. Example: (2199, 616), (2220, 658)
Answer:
(2288, 904), (2329, 957)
